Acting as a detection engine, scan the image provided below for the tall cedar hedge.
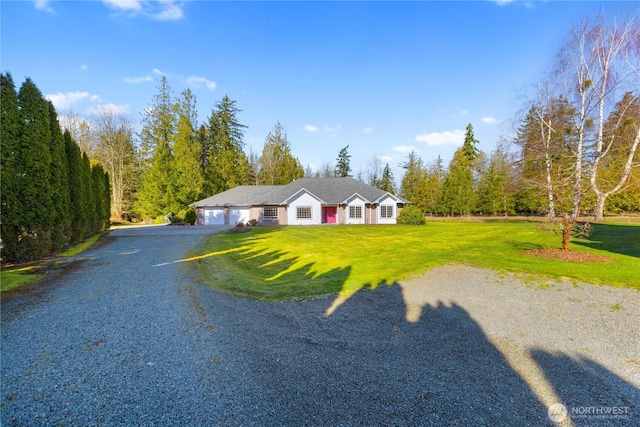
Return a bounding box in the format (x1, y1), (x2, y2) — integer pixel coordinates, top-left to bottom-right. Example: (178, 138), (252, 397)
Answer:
(1, 73), (110, 262)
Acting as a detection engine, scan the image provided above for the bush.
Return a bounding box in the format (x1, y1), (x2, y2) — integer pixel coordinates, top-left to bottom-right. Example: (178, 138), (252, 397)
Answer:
(397, 205), (426, 225)
(184, 208), (197, 225)
(247, 219), (258, 227)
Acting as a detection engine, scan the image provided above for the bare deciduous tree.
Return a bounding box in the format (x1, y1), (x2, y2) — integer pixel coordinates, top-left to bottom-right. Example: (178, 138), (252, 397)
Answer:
(92, 105), (139, 221)
(557, 14), (640, 221)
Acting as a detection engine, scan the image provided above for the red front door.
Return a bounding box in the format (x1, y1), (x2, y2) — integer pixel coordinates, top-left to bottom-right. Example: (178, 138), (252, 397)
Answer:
(324, 207), (337, 224)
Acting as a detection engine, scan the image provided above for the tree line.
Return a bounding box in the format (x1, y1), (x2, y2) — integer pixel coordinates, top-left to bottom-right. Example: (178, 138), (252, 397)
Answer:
(1, 73), (111, 262)
(3, 13), (636, 259)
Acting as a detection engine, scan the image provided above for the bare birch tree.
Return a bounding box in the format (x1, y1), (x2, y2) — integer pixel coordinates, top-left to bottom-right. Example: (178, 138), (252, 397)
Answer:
(557, 15), (640, 221)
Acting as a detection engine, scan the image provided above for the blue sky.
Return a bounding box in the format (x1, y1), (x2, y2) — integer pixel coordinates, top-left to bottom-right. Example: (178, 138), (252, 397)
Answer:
(2, 1), (639, 179)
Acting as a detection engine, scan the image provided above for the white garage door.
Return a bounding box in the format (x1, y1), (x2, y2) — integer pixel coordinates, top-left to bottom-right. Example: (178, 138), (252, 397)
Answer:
(229, 207), (250, 225)
(204, 208), (225, 225)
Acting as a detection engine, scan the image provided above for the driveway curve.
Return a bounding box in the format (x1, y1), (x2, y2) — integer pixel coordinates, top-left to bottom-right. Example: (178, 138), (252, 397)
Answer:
(1, 224), (638, 426)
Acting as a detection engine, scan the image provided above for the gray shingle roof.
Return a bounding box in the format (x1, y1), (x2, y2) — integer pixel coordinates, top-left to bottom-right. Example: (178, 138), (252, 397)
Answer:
(190, 178), (408, 207)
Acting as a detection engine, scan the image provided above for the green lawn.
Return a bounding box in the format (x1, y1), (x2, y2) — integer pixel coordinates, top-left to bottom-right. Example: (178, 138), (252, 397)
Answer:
(185, 222), (640, 302)
(1, 233), (104, 293)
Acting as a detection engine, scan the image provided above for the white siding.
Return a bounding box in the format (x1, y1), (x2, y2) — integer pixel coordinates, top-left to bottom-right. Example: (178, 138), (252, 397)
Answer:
(287, 192), (322, 225)
(377, 195), (397, 224)
(229, 207), (250, 225)
(346, 195), (366, 225)
(204, 208), (225, 225)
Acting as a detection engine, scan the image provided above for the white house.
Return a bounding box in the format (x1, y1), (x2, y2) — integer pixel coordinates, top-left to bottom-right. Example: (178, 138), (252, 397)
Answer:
(190, 177), (408, 226)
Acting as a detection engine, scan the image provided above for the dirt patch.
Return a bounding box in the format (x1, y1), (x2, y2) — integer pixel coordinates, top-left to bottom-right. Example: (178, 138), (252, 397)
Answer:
(523, 248), (614, 263)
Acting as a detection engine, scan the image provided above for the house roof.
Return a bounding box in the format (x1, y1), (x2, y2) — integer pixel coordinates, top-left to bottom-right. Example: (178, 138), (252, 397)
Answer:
(190, 178), (408, 207)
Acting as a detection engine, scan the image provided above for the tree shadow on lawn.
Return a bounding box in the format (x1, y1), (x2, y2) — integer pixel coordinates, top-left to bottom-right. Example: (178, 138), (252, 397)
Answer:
(573, 223), (640, 258)
(182, 227), (352, 301)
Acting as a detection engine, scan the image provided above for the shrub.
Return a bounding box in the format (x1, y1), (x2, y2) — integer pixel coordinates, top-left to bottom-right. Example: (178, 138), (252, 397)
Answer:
(397, 205), (426, 225)
(247, 219), (258, 227)
(184, 208), (197, 225)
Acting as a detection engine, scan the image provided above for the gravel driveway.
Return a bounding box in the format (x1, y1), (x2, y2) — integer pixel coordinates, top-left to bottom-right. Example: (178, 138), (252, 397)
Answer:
(1, 225), (638, 426)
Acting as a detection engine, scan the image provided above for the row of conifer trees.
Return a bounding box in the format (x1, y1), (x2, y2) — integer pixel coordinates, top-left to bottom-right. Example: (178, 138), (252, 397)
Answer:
(1, 73), (111, 263)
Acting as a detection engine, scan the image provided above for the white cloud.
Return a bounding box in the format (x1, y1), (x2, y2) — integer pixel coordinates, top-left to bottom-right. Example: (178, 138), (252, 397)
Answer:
(79, 64), (89, 72)
(493, 0), (515, 5)
(102, 0), (143, 11)
(186, 76), (217, 90)
(323, 124), (341, 133)
(362, 127), (374, 134)
(90, 95), (102, 102)
(393, 145), (418, 153)
(153, 68), (165, 76)
(376, 155), (394, 163)
(46, 91), (90, 110)
(88, 103), (130, 115)
(102, 0), (185, 21)
(415, 130), (465, 146)
(482, 116), (498, 124)
(303, 125), (319, 133)
(152, 1), (184, 21)
(124, 75), (153, 84)
(34, 0), (54, 13)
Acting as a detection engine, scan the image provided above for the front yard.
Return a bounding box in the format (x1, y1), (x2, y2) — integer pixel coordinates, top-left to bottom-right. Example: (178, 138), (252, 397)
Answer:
(185, 221), (640, 301)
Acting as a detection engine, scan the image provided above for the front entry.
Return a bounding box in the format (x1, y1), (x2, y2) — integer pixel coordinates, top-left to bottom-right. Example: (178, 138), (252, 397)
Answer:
(323, 206), (337, 224)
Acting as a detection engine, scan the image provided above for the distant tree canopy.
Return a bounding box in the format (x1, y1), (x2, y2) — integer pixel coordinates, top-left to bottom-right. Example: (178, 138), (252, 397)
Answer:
(1, 73), (110, 262)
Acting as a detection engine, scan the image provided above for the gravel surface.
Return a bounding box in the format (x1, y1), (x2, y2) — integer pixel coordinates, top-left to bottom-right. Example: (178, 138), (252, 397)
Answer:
(1, 225), (638, 426)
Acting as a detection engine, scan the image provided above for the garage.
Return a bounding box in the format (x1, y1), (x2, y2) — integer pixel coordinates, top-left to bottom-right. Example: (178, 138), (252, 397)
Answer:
(204, 208), (225, 225)
(228, 207), (250, 225)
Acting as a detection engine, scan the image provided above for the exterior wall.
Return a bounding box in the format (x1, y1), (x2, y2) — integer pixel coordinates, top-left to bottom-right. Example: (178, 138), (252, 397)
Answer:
(368, 205), (377, 224)
(287, 192), (322, 225)
(377, 195), (398, 224)
(196, 208), (204, 225)
(345, 195), (367, 225)
(337, 205), (346, 224)
(251, 205), (288, 226)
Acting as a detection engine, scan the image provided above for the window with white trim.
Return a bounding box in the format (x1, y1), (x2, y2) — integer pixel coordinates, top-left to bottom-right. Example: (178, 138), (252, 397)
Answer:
(349, 205), (362, 219)
(380, 205), (394, 218)
(263, 206), (278, 220)
(296, 206), (312, 219)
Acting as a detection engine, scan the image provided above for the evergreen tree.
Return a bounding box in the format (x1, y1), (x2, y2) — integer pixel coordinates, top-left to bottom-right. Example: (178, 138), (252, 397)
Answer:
(335, 145), (352, 177)
(400, 151), (430, 213)
(137, 76), (178, 218)
(379, 163), (395, 194)
(47, 101), (72, 250)
(17, 78), (54, 259)
(476, 145), (516, 216)
(424, 157), (445, 215)
(65, 130), (87, 242)
(1, 73), (21, 259)
(173, 88), (205, 206)
(462, 123), (479, 161)
(439, 148), (476, 216)
(206, 95), (250, 192)
(258, 121), (304, 185)
(80, 152), (94, 237)
(1, 74), (111, 261)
